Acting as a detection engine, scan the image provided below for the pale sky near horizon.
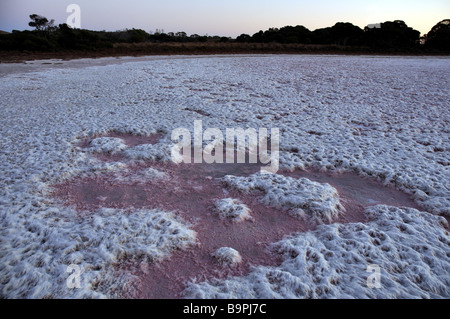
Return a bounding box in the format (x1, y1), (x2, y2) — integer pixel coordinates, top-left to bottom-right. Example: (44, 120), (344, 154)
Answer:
(0, 0), (449, 37)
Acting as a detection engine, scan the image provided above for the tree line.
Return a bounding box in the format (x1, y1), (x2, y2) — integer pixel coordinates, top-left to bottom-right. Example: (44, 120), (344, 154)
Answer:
(237, 20), (449, 51)
(0, 14), (448, 53)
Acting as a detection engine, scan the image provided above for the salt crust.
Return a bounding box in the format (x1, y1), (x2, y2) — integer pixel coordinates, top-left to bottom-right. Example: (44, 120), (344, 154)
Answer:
(122, 142), (174, 162)
(214, 198), (253, 223)
(184, 205), (449, 298)
(0, 206), (196, 298)
(223, 173), (345, 224)
(211, 247), (243, 266)
(1, 55), (448, 298)
(88, 137), (128, 154)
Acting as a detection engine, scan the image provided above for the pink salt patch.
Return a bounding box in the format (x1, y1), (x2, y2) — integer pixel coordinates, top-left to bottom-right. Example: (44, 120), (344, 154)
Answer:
(127, 188), (302, 299)
(54, 161), (302, 298)
(53, 132), (426, 298)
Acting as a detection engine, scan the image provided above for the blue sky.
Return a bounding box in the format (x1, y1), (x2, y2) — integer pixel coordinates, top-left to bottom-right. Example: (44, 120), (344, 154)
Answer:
(0, 0), (449, 36)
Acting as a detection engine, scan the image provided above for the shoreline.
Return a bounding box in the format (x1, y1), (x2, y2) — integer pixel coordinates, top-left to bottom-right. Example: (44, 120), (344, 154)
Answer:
(1, 42), (448, 64)
(2, 52), (448, 78)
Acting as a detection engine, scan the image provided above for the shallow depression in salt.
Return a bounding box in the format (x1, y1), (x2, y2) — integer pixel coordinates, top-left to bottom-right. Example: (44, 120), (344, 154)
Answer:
(0, 55), (449, 299)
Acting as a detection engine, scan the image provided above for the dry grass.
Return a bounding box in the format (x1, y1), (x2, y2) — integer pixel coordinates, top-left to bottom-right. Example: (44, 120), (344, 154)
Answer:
(0, 41), (439, 63)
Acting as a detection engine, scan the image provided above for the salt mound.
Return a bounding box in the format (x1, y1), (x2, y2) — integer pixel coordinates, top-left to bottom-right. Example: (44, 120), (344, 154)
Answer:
(86, 208), (197, 263)
(88, 137), (128, 154)
(138, 167), (167, 180)
(214, 198), (253, 223)
(78, 161), (129, 178)
(211, 247), (242, 266)
(123, 143), (173, 162)
(184, 205), (450, 299)
(223, 173), (345, 224)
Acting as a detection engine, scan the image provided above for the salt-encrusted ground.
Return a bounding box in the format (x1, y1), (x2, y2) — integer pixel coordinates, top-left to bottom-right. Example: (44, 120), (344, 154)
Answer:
(185, 205), (449, 298)
(0, 55), (449, 299)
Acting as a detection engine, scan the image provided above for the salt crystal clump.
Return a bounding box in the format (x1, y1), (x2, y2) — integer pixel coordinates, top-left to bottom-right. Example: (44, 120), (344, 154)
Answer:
(88, 208), (197, 263)
(223, 173), (345, 224)
(214, 198), (253, 223)
(140, 167), (167, 180)
(211, 247), (242, 266)
(88, 137), (128, 154)
(123, 143), (173, 162)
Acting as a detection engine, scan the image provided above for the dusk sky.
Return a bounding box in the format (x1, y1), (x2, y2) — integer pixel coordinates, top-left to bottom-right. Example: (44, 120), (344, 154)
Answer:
(1, 0), (449, 37)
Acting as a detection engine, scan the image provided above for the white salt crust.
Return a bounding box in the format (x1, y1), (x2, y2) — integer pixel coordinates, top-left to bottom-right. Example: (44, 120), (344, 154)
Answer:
(0, 207), (196, 298)
(214, 198), (253, 223)
(1, 55), (448, 298)
(88, 137), (128, 154)
(211, 247), (243, 266)
(222, 173), (345, 224)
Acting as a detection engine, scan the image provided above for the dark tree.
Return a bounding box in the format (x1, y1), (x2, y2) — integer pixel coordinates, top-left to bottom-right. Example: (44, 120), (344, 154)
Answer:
(278, 25), (312, 44)
(251, 30), (265, 43)
(363, 20), (420, 49)
(329, 22), (364, 46)
(127, 29), (149, 43)
(236, 33), (251, 43)
(57, 23), (76, 49)
(176, 31), (187, 38)
(29, 14), (54, 31)
(312, 27), (332, 44)
(249, 26), (312, 44)
(261, 27), (282, 43)
(312, 23), (363, 45)
(425, 19), (450, 51)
